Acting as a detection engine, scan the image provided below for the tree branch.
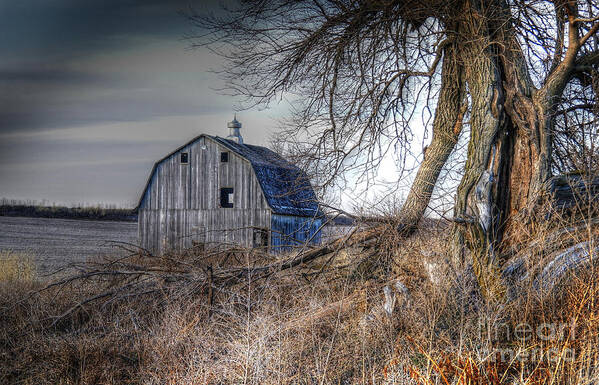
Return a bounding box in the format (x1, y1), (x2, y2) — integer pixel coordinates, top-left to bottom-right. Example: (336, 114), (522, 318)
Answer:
(574, 15), (599, 23)
(580, 22), (599, 46)
(574, 50), (599, 67)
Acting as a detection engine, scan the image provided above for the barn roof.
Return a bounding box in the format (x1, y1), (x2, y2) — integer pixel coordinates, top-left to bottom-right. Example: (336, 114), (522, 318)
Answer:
(137, 135), (322, 217)
(211, 136), (322, 217)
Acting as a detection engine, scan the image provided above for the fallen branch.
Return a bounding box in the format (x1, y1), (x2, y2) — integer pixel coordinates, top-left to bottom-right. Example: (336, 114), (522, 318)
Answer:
(21, 224), (388, 328)
(221, 225), (382, 281)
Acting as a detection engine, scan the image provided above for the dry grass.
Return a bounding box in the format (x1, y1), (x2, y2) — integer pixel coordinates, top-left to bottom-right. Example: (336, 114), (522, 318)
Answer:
(0, 251), (35, 283)
(2, 217), (599, 384)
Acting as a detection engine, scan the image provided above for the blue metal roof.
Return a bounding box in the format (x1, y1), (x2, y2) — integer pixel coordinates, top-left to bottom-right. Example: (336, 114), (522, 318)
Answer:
(211, 136), (321, 217)
(137, 135), (321, 217)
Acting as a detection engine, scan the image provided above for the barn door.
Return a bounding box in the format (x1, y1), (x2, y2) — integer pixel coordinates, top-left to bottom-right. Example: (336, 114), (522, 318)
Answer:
(253, 227), (269, 248)
(191, 225), (206, 251)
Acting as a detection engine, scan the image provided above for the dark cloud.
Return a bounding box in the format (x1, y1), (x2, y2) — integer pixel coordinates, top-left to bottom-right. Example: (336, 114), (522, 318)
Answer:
(0, 0), (227, 134)
(0, 67), (164, 133)
(0, 0), (197, 59)
(0, 95), (231, 133)
(0, 136), (172, 169)
(0, 68), (120, 85)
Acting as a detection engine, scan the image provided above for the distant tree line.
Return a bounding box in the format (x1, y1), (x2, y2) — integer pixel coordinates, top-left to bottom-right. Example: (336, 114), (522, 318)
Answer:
(0, 199), (137, 222)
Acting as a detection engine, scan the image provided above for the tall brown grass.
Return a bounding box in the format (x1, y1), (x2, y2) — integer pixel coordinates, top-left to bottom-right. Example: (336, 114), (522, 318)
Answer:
(1, 215), (599, 384)
(0, 251), (35, 283)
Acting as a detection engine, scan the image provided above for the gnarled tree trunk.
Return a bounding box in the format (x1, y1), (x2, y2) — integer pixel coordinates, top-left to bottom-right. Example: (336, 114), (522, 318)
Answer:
(451, 0), (509, 299)
(452, 0), (598, 301)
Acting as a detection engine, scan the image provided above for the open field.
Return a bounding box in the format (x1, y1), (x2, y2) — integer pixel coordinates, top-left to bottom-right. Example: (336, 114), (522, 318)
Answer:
(0, 216), (137, 275)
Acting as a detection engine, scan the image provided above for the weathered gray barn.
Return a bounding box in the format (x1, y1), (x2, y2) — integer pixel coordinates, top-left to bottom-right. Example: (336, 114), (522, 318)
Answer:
(136, 118), (323, 254)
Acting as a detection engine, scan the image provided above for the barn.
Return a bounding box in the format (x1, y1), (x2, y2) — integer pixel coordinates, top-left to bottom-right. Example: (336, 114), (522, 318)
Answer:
(136, 117), (323, 254)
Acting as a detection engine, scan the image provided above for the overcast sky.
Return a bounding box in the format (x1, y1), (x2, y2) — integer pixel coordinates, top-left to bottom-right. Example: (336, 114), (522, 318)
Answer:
(0, 0), (287, 207)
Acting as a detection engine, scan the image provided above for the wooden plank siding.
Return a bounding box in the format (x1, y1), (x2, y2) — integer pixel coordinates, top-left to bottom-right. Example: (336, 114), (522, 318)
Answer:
(139, 136), (271, 254)
(270, 214), (323, 251)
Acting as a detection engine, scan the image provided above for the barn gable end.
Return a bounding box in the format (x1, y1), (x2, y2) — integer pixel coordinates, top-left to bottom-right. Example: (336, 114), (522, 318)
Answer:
(137, 131), (322, 254)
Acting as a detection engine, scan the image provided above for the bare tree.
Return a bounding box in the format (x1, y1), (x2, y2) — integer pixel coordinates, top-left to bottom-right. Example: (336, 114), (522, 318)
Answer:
(193, 0), (599, 299)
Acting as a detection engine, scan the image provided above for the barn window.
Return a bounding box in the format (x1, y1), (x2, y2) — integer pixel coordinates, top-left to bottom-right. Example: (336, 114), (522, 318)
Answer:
(180, 152), (189, 164)
(220, 151), (229, 162)
(220, 187), (234, 208)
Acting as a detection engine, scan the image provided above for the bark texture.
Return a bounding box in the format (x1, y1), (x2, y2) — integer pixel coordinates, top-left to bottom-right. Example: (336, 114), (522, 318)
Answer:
(451, 0), (508, 299)
(450, 0), (599, 300)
